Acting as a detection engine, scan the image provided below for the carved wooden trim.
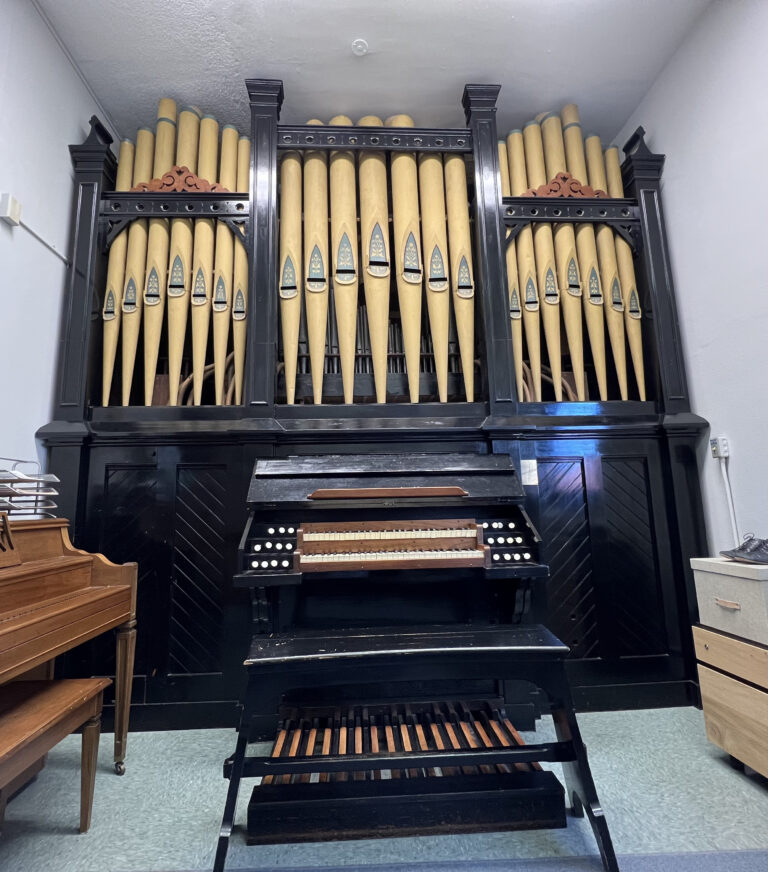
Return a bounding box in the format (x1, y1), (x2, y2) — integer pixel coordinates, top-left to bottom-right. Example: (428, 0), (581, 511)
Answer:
(522, 171), (607, 198)
(131, 165), (230, 193)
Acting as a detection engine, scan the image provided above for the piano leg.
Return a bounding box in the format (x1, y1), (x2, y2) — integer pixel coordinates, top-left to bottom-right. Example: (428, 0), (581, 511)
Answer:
(114, 619), (137, 775)
(80, 713), (101, 833)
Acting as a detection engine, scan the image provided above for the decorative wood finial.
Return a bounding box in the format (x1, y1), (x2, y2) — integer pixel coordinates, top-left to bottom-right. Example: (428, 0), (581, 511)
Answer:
(522, 171), (607, 198)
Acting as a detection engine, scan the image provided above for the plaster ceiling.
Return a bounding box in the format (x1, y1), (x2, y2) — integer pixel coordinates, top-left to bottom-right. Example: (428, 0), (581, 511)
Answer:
(36, 0), (711, 145)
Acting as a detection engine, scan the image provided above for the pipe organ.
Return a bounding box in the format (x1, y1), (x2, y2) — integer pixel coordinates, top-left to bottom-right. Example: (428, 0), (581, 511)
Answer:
(45, 79), (707, 821)
(100, 99), (250, 407)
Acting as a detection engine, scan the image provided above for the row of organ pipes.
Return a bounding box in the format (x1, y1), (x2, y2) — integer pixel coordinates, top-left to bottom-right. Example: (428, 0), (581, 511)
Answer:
(500, 104), (646, 402)
(279, 114), (476, 405)
(101, 100), (646, 406)
(102, 99), (250, 407)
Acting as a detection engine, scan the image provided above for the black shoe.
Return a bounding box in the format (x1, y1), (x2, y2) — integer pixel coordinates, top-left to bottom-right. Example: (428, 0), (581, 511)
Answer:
(721, 535), (768, 563)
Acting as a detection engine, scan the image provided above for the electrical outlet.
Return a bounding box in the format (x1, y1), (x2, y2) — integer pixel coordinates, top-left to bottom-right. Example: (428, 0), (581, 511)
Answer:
(0, 193), (22, 226)
(710, 436), (730, 458)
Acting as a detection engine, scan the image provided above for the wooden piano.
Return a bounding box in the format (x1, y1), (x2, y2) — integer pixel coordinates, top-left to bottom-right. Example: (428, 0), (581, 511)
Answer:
(0, 515), (137, 775)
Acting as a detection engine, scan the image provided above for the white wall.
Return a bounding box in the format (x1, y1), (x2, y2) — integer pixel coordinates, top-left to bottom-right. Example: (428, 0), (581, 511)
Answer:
(0, 0), (112, 464)
(616, 0), (768, 556)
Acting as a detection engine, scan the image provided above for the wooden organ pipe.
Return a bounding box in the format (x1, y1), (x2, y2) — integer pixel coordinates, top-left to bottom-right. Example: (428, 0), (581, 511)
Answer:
(558, 105), (607, 400)
(279, 149), (303, 405)
(329, 115), (359, 404)
(386, 114), (423, 403)
(120, 126), (154, 406)
(101, 138), (135, 406)
(605, 146), (646, 400)
(418, 151), (450, 403)
(358, 115), (391, 404)
(584, 134), (628, 399)
(507, 130), (542, 401)
(303, 120), (329, 405)
(142, 99), (177, 405)
(167, 106), (201, 405)
(444, 154), (475, 402)
(521, 123), (561, 400)
(190, 115), (220, 405)
(538, 112), (585, 400)
(232, 135), (250, 405)
(212, 124), (239, 405)
(498, 140), (524, 400)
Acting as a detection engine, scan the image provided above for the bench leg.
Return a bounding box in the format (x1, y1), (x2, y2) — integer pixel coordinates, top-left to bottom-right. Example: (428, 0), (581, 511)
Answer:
(80, 714), (101, 833)
(114, 619), (136, 775)
(214, 729), (248, 872)
(551, 703), (619, 872)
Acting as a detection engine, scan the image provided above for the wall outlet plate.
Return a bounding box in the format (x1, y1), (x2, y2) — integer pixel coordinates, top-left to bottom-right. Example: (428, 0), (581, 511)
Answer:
(0, 193), (22, 226)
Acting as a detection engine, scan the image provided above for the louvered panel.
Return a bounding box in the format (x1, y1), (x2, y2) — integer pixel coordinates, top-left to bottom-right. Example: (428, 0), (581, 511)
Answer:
(169, 467), (227, 675)
(537, 461), (598, 658)
(602, 459), (666, 655)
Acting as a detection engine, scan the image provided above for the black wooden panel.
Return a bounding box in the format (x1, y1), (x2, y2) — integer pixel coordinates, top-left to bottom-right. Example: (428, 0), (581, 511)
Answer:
(100, 464), (163, 679)
(601, 457), (667, 656)
(168, 466), (228, 675)
(537, 460), (598, 659)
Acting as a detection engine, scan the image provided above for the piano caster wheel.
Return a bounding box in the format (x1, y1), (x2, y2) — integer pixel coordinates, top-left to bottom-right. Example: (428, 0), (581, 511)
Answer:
(115, 761), (126, 776)
(570, 792), (584, 818)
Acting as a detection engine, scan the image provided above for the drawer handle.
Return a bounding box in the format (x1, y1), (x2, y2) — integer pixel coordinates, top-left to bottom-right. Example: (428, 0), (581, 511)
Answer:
(714, 596), (741, 611)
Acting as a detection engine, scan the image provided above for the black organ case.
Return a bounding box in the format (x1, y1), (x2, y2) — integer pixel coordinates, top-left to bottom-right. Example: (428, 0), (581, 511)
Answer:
(40, 79), (707, 750)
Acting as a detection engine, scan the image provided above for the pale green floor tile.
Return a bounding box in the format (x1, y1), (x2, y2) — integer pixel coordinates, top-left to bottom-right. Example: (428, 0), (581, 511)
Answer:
(1, 707), (767, 872)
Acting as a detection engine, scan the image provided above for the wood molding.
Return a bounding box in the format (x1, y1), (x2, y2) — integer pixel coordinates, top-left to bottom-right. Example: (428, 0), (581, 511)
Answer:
(522, 171), (607, 199)
(131, 165), (231, 193)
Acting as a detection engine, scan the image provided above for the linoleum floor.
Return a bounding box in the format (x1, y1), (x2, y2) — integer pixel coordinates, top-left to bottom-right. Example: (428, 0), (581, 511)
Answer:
(1, 706), (767, 872)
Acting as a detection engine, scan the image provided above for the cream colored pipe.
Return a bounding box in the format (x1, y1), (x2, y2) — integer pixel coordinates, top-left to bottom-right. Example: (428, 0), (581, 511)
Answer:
(418, 151), (450, 402)
(329, 115), (358, 404)
(120, 126), (154, 405)
(539, 112), (585, 400)
(279, 149), (303, 405)
(232, 135), (250, 405)
(605, 146), (646, 400)
(386, 114), (422, 403)
(304, 119), (329, 404)
(212, 124), (239, 405)
(101, 138), (135, 406)
(444, 154), (475, 402)
(499, 140), (524, 400)
(358, 115), (391, 403)
(522, 122), (562, 400)
(167, 106), (201, 405)
(142, 98), (177, 406)
(585, 134), (628, 400)
(506, 131), (541, 400)
(559, 105), (607, 400)
(190, 115), (219, 405)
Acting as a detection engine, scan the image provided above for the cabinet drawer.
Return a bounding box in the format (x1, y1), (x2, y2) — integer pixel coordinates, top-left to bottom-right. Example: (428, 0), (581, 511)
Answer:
(698, 664), (768, 779)
(693, 626), (768, 689)
(692, 558), (768, 645)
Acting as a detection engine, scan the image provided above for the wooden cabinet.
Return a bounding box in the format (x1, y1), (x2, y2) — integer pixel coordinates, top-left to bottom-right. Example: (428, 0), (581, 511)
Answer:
(693, 625), (768, 778)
